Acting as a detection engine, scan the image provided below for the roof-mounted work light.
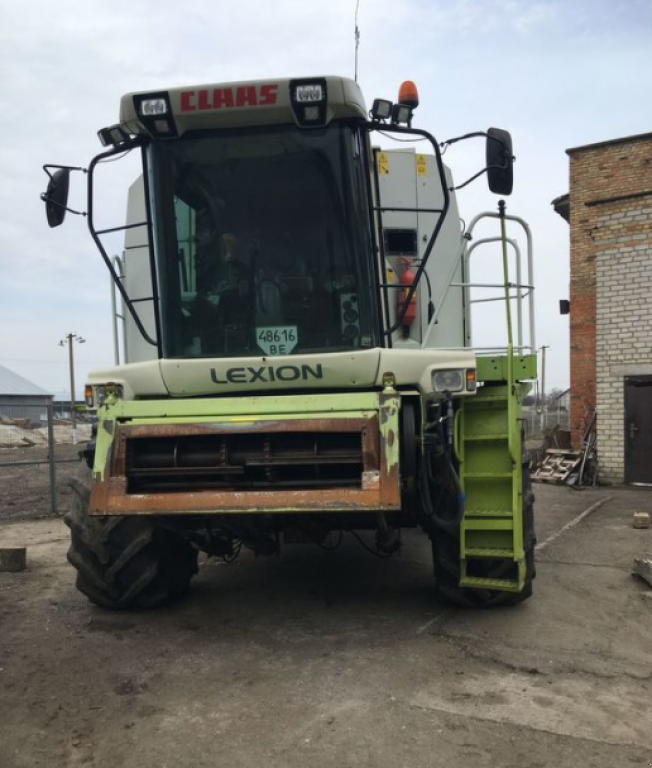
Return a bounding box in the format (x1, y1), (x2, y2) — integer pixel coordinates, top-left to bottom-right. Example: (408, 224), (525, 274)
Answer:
(97, 124), (131, 148)
(290, 78), (328, 126)
(391, 103), (413, 125)
(138, 97), (168, 116)
(370, 99), (393, 121)
(132, 91), (177, 138)
(294, 83), (324, 103)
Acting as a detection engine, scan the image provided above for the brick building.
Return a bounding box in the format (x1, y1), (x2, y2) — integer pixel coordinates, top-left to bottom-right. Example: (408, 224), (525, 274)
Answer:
(553, 132), (652, 484)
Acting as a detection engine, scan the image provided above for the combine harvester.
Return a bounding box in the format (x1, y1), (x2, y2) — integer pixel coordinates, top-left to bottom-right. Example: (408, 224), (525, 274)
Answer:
(42, 76), (536, 609)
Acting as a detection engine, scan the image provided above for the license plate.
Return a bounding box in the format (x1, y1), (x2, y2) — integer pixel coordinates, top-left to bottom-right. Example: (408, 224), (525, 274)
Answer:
(256, 326), (298, 355)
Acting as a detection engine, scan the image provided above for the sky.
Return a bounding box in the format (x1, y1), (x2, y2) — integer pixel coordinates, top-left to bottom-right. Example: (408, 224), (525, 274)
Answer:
(1, 0), (651, 397)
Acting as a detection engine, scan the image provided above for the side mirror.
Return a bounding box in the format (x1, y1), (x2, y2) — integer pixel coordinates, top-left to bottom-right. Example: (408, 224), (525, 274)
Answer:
(42, 169), (71, 227)
(486, 128), (513, 195)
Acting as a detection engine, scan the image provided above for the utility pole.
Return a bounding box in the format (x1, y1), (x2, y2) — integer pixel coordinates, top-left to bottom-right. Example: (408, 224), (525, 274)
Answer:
(59, 333), (85, 444)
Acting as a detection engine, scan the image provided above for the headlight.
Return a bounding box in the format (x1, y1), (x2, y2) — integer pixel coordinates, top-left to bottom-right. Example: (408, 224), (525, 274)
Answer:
(84, 384), (123, 409)
(432, 370), (464, 393)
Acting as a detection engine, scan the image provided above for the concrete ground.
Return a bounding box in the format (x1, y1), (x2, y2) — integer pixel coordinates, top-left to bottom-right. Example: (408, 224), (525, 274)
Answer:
(0, 483), (651, 768)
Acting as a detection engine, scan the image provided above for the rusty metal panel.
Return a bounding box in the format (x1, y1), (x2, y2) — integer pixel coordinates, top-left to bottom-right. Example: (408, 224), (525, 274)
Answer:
(89, 393), (401, 516)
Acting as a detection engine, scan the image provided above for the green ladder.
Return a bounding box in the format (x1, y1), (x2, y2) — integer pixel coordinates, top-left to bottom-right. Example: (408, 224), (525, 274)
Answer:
(454, 202), (536, 594)
(455, 377), (526, 593)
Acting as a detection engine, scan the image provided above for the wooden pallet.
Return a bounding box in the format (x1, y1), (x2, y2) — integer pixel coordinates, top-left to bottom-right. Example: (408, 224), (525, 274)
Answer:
(533, 449), (583, 483)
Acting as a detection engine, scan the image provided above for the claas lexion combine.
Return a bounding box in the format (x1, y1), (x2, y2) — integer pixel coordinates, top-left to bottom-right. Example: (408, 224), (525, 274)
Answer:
(42, 76), (537, 609)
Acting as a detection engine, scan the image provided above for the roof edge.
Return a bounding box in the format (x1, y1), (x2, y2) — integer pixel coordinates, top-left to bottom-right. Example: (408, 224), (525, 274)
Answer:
(566, 131), (652, 155)
(0, 364), (53, 397)
(551, 192), (570, 223)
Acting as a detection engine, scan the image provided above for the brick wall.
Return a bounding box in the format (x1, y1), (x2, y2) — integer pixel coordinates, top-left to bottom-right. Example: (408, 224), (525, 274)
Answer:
(568, 134), (652, 482)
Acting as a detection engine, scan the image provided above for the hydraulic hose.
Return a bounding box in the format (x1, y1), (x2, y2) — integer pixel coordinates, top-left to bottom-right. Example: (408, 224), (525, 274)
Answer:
(419, 424), (465, 531)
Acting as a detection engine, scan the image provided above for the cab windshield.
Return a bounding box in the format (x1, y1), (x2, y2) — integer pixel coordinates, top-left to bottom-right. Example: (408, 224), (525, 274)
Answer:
(148, 123), (378, 359)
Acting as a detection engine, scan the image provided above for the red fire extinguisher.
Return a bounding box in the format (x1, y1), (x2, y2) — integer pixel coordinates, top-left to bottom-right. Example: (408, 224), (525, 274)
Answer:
(398, 257), (417, 334)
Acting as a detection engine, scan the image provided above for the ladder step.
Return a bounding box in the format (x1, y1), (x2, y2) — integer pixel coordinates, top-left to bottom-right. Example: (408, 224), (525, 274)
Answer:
(464, 433), (509, 442)
(465, 547), (514, 559)
(463, 519), (513, 530)
(465, 509), (514, 518)
(459, 576), (521, 592)
(464, 472), (513, 479)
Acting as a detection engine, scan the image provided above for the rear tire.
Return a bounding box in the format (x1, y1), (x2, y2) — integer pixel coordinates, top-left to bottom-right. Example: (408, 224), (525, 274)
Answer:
(64, 463), (198, 610)
(431, 462), (536, 608)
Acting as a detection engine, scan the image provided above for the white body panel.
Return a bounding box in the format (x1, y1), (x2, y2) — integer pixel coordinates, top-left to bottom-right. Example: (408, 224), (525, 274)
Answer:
(377, 149), (466, 350)
(120, 76), (367, 137)
(89, 348), (476, 399)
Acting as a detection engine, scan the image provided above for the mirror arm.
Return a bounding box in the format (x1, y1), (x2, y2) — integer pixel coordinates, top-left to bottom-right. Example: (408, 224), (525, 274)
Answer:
(449, 167), (488, 192)
(441, 130), (489, 147)
(449, 161), (512, 192)
(39, 193), (87, 218)
(442, 131), (511, 151)
(442, 131), (514, 164)
(43, 164), (86, 180)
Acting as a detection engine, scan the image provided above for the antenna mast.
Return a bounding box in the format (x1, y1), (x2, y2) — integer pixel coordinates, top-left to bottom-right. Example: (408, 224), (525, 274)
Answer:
(354, 0), (361, 82)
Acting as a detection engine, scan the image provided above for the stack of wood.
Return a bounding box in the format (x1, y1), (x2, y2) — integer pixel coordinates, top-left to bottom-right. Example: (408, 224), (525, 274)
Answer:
(532, 449), (583, 484)
(0, 417), (31, 428)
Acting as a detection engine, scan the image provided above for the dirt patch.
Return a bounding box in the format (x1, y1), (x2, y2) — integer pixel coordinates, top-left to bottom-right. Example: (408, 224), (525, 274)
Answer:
(0, 488), (650, 768)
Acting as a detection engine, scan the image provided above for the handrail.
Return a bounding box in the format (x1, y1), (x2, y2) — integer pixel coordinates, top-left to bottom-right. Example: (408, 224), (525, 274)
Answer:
(422, 235), (534, 351)
(365, 122), (450, 336)
(86, 140), (159, 349)
(463, 236), (525, 348)
(465, 210), (536, 352)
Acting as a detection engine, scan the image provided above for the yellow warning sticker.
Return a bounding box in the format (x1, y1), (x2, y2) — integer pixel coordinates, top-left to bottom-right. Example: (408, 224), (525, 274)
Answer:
(378, 152), (389, 175)
(416, 154), (427, 176)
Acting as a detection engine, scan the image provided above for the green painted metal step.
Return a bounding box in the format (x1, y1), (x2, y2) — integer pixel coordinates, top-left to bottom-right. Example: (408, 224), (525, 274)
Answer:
(463, 519), (513, 531)
(459, 575), (521, 592)
(465, 547), (514, 559)
(465, 509), (514, 518)
(463, 433), (509, 442)
(464, 472), (513, 479)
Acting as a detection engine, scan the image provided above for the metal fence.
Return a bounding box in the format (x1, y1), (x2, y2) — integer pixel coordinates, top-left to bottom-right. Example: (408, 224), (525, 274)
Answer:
(522, 406), (570, 441)
(0, 403), (91, 520)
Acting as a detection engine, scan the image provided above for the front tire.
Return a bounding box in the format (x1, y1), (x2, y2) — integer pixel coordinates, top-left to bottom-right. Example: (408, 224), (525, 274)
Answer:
(64, 464), (198, 610)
